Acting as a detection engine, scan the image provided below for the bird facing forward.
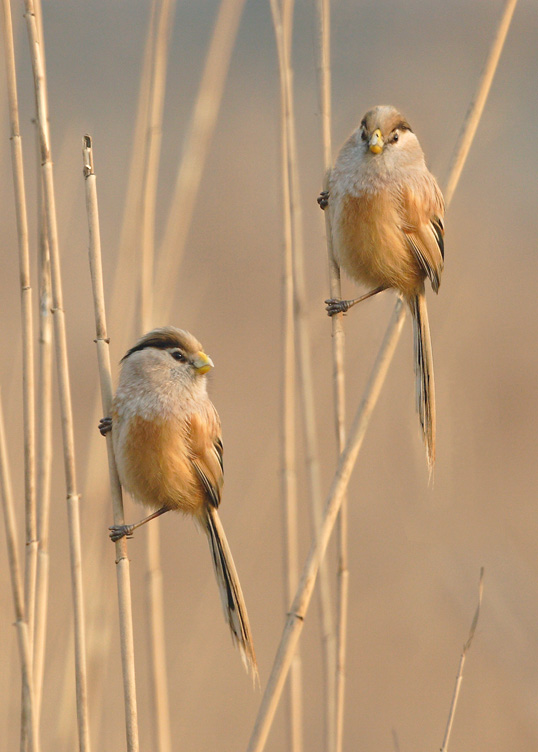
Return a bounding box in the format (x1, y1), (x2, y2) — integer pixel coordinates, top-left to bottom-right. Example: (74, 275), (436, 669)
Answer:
(99, 327), (257, 680)
(320, 105), (445, 471)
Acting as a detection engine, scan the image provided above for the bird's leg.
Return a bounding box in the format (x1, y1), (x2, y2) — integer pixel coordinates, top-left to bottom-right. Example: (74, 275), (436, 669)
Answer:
(99, 416), (112, 436)
(317, 189), (329, 210)
(109, 506), (170, 542)
(325, 285), (388, 316)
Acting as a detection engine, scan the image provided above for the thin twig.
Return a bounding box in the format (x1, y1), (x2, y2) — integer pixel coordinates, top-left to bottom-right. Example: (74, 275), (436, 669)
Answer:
(22, 4), (91, 749)
(315, 2), (349, 750)
(0, 389), (39, 752)
(246, 299), (407, 752)
(278, 1), (303, 749)
(83, 135), (140, 752)
(269, 2), (337, 748)
(440, 568), (485, 752)
(153, 0), (247, 321)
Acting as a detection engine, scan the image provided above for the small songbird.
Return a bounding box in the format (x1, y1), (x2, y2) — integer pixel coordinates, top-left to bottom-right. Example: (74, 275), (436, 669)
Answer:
(319, 105), (445, 471)
(99, 327), (257, 679)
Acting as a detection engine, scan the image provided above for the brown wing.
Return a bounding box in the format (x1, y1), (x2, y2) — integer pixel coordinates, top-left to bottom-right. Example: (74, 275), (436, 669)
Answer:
(188, 408), (224, 509)
(400, 178), (445, 293)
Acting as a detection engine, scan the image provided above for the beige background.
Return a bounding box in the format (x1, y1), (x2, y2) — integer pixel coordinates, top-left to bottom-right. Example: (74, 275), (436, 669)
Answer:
(0, 0), (537, 750)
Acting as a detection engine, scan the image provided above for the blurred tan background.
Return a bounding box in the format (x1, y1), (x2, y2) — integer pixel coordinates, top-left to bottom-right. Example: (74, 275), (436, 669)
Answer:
(1, 0), (537, 750)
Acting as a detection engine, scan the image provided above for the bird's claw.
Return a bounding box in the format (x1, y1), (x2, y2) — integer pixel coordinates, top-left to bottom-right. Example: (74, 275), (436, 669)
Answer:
(109, 524), (134, 542)
(325, 298), (349, 316)
(99, 416), (112, 436)
(317, 190), (329, 210)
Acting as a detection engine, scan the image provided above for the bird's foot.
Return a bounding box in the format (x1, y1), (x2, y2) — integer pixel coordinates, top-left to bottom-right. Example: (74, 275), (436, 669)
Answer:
(317, 190), (329, 210)
(109, 524), (134, 542)
(325, 298), (350, 316)
(99, 416), (112, 436)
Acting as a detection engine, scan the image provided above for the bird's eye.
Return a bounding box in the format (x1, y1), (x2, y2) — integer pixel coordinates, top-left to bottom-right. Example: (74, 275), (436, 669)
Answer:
(391, 131), (399, 143)
(171, 350), (186, 362)
(361, 129), (367, 141)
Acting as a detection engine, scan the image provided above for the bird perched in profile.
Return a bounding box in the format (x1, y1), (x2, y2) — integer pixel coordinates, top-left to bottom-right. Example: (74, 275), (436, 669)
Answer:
(99, 327), (257, 680)
(319, 105), (444, 472)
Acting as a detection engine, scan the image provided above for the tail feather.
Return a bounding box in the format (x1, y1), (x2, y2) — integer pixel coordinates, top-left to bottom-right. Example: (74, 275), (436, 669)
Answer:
(411, 291), (436, 474)
(204, 506), (258, 682)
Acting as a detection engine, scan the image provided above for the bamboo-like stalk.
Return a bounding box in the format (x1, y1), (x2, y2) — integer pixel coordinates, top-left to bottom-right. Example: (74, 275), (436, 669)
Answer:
(246, 299), (407, 752)
(247, 0), (517, 744)
(138, 3), (176, 750)
(22, 4), (91, 749)
(269, 3), (337, 750)
(315, 2), (349, 750)
(83, 136), (140, 752)
(153, 0), (247, 321)
(444, 0), (518, 206)
(0, 390), (39, 752)
(278, 1), (303, 749)
(440, 568), (484, 752)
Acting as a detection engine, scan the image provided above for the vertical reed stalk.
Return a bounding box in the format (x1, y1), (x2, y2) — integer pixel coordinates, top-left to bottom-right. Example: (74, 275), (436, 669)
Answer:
(153, 0), (247, 319)
(440, 568), (484, 752)
(247, 300), (407, 752)
(138, 3), (176, 750)
(247, 0), (517, 744)
(0, 390), (39, 752)
(22, 3), (91, 749)
(315, 2), (349, 749)
(269, 1), (336, 748)
(83, 136), (140, 752)
(278, 0), (303, 749)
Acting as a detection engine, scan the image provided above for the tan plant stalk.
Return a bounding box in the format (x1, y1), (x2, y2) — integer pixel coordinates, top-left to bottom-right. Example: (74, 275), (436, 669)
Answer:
(83, 136), (140, 752)
(444, 0), (518, 205)
(153, 0), (247, 320)
(247, 2), (516, 741)
(22, 4), (91, 749)
(278, 0), (303, 749)
(269, 2), (337, 749)
(315, 2), (349, 750)
(440, 568), (484, 752)
(0, 390), (39, 752)
(246, 299), (407, 752)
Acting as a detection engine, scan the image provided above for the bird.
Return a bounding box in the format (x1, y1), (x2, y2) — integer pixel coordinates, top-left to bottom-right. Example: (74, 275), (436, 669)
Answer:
(99, 326), (258, 680)
(319, 105), (445, 472)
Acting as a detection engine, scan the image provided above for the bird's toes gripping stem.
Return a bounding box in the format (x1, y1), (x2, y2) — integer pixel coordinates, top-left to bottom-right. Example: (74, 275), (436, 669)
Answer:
(109, 524), (134, 542)
(325, 298), (349, 316)
(99, 416), (112, 436)
(317, 190), (329, 210)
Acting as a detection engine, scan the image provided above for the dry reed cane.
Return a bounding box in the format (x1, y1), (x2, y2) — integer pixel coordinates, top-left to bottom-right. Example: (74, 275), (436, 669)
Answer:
(247, 0), (517, 743)
(440, 568), (484, 752)
(0, 390), (39, 752)
(82, 136), (140, 752)
(315, 2), (350, 750)
(269, 3), (337, 749)
(277, 1), (303, 748)
(22, 3), (91, 749)
(153, 0), (247, 319)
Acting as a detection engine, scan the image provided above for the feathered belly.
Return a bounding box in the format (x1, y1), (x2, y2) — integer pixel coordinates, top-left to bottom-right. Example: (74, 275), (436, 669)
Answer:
(112, 414), (204, 515)
(332, 193), (423, 296)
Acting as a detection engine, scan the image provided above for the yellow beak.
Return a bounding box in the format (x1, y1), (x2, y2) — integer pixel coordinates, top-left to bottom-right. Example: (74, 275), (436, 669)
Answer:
(369, 128), (384, 154)
(193, 351), (214, 375)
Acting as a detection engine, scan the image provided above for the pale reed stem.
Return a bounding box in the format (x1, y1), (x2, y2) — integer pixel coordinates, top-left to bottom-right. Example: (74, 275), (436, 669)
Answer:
(83, 136), (140, 752)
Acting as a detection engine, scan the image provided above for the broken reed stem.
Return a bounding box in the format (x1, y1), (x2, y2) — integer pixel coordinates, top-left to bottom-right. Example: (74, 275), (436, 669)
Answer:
(82, 136), (140, 752)
(138, 3), (176, 751)
(444, 0), (518, 206)
(22, 3), (91, 749)
(440, 568), (484, 752)
(278, 1), (303, 749)
(315, 1), (349, 750)
(269, 1), (336, 749)
(247, 1), (517, 745)
(247, 300), (406, 752)
(0, 2), (37, 748)
(153, 0), (247, 321)
(0, 391), (40, 752)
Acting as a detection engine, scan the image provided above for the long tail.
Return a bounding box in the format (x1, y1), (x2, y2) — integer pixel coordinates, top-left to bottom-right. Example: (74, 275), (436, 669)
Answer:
(203, 506), (258, 682)
(410, 290), (436, 475)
